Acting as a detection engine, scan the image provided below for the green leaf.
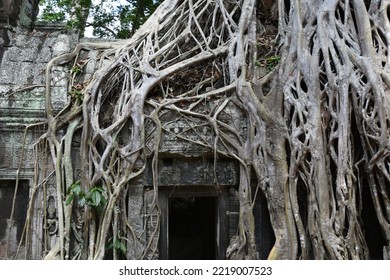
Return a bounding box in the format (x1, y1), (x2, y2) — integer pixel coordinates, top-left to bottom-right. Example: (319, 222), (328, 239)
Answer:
(89, 185), (101, 192)
(66, 181), (83, 205)
(106, 241), (114, 250)
(65, 181), (88, 207)
(69, 181), (82, 195)
(65, 193), (75, 206)
(100, 195), (107, 207)
(120, 242), (126, 253)
(70, 65), (82, 74)
(77, 196), (86, 207)
(88, 189), (101, 207)
(86, 185), (106, 209)
(114, 239), (126, 253)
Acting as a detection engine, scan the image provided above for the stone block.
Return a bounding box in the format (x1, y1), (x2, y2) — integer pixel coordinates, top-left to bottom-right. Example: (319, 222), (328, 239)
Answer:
(36, 46), (53, 63)
(16, 62), (34, 84)
(50, 86), (69, 109)
(52, 34), (70, 57)
(30, 63), (47, 84)
(0, 85), (11, 95)
(1, 47), (24, 62)
(50, 66), (69, 87)
(0, 61), (20, 83)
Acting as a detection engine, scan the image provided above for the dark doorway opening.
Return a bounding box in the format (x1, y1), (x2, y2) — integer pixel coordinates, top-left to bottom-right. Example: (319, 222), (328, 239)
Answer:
(361, 179), (386, 259)
(0, 180), (29, 259)
(253, 190), (275, 259)
(168, 196), (216, 260)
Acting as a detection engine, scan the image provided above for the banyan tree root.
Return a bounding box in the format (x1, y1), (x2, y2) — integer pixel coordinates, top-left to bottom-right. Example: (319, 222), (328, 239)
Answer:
(26, 0), (390, 260)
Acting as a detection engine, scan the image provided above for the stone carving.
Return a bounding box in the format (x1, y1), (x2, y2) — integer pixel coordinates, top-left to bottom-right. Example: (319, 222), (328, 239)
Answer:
(146, 101), (247, 157)
(145, 158), (238, 186)
(159, 167), (181, 185)
(158, 117), (213, 156)
(0, 147), (11, 168)
(45, 195), (58, 235)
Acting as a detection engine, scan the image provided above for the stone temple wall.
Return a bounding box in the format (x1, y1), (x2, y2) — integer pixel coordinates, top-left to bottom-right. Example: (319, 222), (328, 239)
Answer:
(0, 0), (78, 259)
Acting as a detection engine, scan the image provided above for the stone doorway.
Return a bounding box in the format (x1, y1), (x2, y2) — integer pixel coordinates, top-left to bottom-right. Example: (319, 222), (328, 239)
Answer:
(143, 157), (275, 259)
(168, 196), (216, 259)
(0, 180), (29, 259)
(158, 186), (230, 260)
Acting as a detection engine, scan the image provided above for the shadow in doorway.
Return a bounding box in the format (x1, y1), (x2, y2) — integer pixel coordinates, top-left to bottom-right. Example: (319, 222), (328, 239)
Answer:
(168, 196), (216, 260)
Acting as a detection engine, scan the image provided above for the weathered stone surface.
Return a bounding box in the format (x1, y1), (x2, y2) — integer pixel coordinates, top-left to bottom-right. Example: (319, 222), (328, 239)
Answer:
(0, 28), (72, 115)
(126, 182), (145, 259)
(0, 2), (73, 259)
(144, 158), (238, 186)
(146, 102), (247, 157)
(52, 34), (70, 56)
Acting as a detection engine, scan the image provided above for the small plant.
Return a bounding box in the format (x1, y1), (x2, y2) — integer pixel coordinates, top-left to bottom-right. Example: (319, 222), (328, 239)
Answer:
(69, 89), (84, 101)
(265, 55), (281, 72)
(254, 60), (263, 67)
(66, 182), (107, 212)
(70, 65), (82, 75)
(107, 231), (127, 255)
(69, 84), (84, 101)
(255, 55), (281, 73)
(87, 185), (107, 212)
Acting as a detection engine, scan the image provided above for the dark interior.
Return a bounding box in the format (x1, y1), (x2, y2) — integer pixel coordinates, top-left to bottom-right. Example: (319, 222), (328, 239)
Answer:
(168, 196), (216, 259)
(0, 180), (29, 242)
(253, 190), (275, 259)
(0, 180), (29, 259)
(361, 179), (386, 259)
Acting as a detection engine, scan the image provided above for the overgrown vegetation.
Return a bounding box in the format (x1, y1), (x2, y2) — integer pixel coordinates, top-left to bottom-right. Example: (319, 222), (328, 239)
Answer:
(24, 0), (390, 259)
(38, 0), (162, 38)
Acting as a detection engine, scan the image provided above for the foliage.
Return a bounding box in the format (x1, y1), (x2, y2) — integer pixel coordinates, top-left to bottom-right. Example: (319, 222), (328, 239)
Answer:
(38, 0), (92, 34)
(265, 55), (280, 72)
(66, 181), (107, 212)
(106, 231), (127, 254)
(70, 65), (82, 74)
(38, 0), (162, 38)
(255, 55), (281, 73)
(38, 0), (69, 22)
(90, 0), (163, 38)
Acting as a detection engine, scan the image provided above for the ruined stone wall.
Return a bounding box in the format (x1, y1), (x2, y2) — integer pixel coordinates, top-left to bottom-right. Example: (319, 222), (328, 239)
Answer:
(0, 0), (125, 258)
(0, 0), (76, 258)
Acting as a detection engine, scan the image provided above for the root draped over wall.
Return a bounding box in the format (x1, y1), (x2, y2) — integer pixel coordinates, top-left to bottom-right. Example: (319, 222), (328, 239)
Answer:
(24, 0), (390, 259)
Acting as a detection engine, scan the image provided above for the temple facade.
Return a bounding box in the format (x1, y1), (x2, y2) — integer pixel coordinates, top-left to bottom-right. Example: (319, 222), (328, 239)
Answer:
(0, 0), (274, 260)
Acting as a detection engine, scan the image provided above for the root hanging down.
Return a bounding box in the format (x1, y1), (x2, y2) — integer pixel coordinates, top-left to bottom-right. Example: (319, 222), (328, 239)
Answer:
(23, 0), (390, 260)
